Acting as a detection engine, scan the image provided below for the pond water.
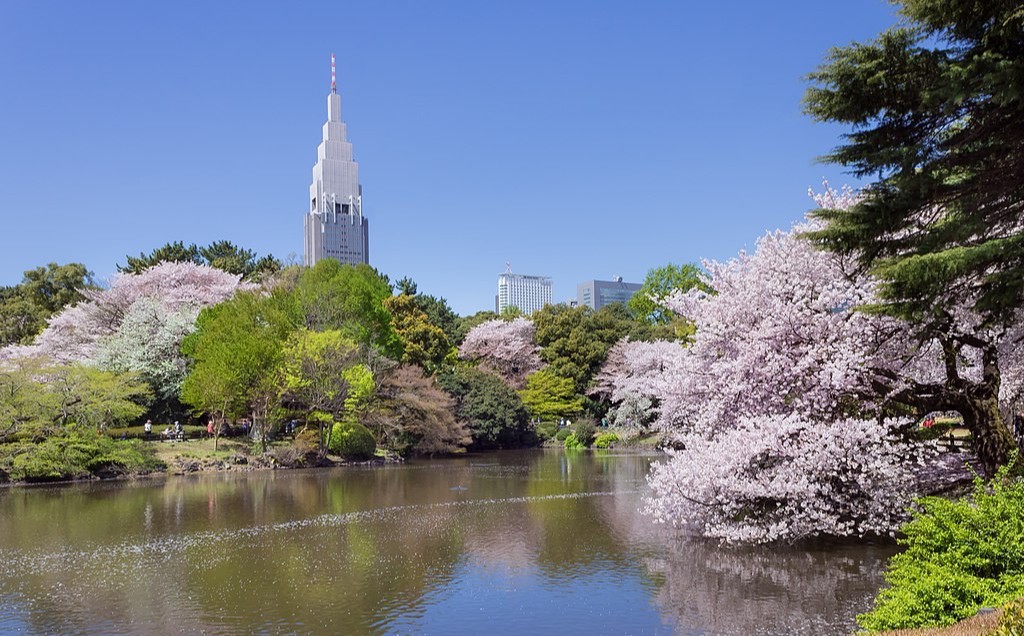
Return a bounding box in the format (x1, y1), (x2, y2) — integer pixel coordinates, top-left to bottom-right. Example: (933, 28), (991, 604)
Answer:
(0, 449), (894, 635)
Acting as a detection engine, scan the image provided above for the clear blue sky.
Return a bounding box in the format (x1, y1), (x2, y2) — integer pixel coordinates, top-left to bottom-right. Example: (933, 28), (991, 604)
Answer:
(0, 1), (898, 315)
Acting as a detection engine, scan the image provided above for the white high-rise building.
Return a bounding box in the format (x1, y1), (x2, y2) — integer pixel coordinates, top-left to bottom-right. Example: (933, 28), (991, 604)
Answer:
(304, 54), (369, 267)
(496, 265), (552, 315)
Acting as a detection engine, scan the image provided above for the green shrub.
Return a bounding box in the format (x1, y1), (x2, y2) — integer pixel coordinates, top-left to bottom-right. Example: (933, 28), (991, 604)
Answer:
(436, 366), (532, 449)
(554, 428), (571, 442)
(329, 421), (376, 460)
(858, 465), (1024, 632)
(593, 432), (619, 449)
(564, 433), (585, 450)
(87, 438), (164, 474)
(993, 598), (1024, 635)
(573, 420), (596, 447)
(1, 430), (164, 482)
(535, 421), (558, 441)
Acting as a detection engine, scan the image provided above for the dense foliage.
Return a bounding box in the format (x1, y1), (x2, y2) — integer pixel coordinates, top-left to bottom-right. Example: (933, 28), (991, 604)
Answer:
(519, 369), (582, 422)
(858, 467), (1024, 632)
(993, 598), (1024, 636)
(0, 356), (150, 441)
(120, 240), (281, 281)
(181, 289), (295, 451)
(532, 304), (635, 395)
(805, 0), (1024, 473)
(384, 293), (452, 371)
(436, 366), (532, 449)
(0, 428), (163, 482)
(0, 263), (96, 347)
(329, 421), (376, 460)
(597, 194), (1005, 542)
(627, 262), (708, 338)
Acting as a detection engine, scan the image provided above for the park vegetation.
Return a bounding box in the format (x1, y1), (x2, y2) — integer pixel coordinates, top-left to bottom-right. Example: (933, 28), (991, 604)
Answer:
(1, 0), (1023, 630)
(2, 239), (687, 483)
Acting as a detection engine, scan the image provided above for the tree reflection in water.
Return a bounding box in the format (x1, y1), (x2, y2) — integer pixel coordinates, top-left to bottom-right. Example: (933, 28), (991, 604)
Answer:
(0, 450), (895, 635)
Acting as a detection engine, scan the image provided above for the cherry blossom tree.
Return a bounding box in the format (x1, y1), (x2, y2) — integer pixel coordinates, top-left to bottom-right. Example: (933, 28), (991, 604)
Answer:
(458, 318), (544, 388)
(620, 184), (1011, 542)
(591, 338), (683, 430)
(2, 262), (249, 364)
(644, 415), (934, 544)
(93, 298), (198, 413)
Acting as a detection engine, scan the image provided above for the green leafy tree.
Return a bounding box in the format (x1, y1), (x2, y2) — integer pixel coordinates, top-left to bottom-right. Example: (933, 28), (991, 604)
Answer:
(532, 304), (632, 395)
(519, 369), (583, 421)
(437, 366), (532, 449)
(415, 294), (464, 346)
(0, 357), (59, 441)
(383, 294), (452, 372)
(383, 276), (464, 345)
(295, 260), (402, 359)
(43, 365), (150, 429)
(1, 358), (148, 440)
(804, 0), (1024, 473)
(0, 263), (96, 346)
(277, 329), (362, 451)
(181, 290), (296, 451)
(627, 263), (709, 327)
(341, 363), (375, 423)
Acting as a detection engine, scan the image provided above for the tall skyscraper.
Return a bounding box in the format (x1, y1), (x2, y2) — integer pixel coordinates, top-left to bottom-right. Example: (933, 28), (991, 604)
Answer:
(496, 264), (552, 315)
(304, 54), (369, 267)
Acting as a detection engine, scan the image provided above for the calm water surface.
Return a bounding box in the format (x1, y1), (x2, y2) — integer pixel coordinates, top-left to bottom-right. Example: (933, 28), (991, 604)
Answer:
(0, 449), (894, 635)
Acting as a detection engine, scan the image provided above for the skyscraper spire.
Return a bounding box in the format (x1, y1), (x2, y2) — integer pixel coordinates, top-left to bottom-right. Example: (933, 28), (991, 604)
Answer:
(331, 53), (337, 94)
(304, 56), (368, 267)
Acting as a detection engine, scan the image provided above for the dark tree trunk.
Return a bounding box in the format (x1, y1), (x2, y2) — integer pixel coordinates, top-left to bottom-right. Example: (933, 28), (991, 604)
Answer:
(870, 330), (1021, 477)
(957, 391), (1017, 478)
(947, 335), (1018, 477)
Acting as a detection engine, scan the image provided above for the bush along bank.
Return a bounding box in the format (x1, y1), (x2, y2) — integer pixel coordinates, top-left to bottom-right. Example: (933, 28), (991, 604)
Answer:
(0, 427), (165, 483)
(859, 461), (1024, 632)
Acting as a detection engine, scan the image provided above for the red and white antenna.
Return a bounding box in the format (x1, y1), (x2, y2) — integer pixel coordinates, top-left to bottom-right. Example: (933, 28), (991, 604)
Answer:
(331, 53), (337, 93)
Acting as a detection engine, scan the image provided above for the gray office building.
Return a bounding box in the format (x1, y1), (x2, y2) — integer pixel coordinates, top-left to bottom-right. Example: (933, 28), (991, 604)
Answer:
(304, 55), (369, 267)
(577, 277), (642, 310)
